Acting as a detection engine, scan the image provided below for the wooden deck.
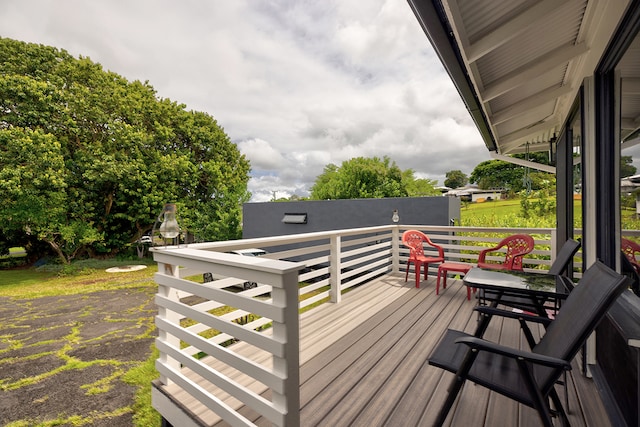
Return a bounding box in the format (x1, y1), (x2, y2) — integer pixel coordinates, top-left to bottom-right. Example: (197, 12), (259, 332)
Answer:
(157, 273), (612, 427)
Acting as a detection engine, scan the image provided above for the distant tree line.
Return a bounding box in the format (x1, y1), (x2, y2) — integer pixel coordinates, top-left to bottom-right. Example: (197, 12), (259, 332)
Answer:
(309, 156), (440, 200)
(0, 37), (250, 263)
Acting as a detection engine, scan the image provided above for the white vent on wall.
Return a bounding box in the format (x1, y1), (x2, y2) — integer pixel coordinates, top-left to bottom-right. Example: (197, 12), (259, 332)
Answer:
(282, 213), (307, 224)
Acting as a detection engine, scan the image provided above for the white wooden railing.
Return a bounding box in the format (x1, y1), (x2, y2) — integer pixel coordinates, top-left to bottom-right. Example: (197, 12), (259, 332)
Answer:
(152, 225), (582, 426)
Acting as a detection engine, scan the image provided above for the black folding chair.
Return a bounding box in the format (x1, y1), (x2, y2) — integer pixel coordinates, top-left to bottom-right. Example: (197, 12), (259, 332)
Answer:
(475, 239), (581, 408)
(428, 260), (629, 427)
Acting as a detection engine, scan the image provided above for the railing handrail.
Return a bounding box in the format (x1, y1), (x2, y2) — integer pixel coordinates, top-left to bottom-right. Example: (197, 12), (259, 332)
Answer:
(182, 225), (398, 251)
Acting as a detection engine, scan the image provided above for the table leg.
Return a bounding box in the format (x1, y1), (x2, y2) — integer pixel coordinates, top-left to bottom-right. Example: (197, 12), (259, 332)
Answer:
(473, 292), (501, 338)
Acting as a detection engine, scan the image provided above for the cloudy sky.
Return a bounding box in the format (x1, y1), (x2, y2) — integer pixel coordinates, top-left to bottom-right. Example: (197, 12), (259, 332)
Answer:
(0, 0), (490, 202)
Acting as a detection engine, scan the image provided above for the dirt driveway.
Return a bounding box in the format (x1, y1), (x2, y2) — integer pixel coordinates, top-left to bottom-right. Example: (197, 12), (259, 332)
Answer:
(0, 286), (157, 426)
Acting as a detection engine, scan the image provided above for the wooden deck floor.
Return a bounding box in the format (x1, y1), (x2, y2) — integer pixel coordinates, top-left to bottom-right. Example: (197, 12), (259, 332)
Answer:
(160, 273), (613, 427)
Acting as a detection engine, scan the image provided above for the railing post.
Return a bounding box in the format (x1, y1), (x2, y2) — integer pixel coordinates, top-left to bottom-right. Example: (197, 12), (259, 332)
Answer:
(550, 228), (557, 265)
(330, 234), (342, 303)
(392, 226), (400, 274)
(271, 270), (300, 426)
(156, 261), (181, 386)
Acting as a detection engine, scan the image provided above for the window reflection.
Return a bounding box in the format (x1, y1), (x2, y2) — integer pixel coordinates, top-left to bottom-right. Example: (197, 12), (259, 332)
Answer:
(571, 114), (582, 232)
(619, 35), (640, 233)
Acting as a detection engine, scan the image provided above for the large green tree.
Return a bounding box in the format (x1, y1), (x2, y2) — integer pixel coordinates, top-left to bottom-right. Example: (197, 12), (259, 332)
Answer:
(310, 156), (438, 199)
(470, 152), (556, 193)
(469, 160), (524, 191)
(444, 170), (468, 189)
(0, 37), (250, 262)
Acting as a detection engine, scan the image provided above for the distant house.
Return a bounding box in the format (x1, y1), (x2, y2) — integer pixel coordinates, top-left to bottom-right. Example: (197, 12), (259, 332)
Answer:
(445, 185), (506, 202)
(621, 174), (640, 195)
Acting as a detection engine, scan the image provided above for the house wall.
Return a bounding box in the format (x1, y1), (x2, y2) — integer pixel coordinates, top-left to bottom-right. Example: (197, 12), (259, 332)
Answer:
(242, 197), (460, 238)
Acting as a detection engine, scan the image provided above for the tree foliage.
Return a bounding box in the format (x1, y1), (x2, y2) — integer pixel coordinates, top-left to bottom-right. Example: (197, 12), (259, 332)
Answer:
(469, 160), (525, 191)
(621, 155), (637, 178)
(402, 169), (439, 197)
(470, 153), (554, 193)
(444, 170), (468, 189)
(310, 156), (438, 199)
(0, 37), (250, 262)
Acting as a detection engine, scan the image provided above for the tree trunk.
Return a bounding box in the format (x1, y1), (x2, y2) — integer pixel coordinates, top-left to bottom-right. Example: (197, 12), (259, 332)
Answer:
(45, 239), (70, 264)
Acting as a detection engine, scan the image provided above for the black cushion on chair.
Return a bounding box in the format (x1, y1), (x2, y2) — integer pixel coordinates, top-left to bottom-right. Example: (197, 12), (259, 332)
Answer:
(429, 329), (542, 406)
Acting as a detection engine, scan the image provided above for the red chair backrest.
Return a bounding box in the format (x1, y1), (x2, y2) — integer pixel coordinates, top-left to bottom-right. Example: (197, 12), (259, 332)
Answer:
(500, 234), (535, 270)
(402, 230), (427, 258)
(622, 238), (640, 272)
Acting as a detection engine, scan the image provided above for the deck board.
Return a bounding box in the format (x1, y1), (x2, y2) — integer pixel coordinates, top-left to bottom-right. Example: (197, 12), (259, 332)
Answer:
(156, 273), (613, 427)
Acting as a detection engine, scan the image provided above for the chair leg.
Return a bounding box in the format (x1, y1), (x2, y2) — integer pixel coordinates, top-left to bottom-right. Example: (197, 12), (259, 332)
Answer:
(517, 359), (554, 427)
(433, 348), (479, 426)
(518, 319), (537, 349)
(549, 387), (570, 427)
(405, 260), (410, 282)
(433, 372), (465, 426)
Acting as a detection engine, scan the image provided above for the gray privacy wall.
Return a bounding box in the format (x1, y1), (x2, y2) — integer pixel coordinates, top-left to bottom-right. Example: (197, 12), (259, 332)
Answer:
(242, 197), (460, 238)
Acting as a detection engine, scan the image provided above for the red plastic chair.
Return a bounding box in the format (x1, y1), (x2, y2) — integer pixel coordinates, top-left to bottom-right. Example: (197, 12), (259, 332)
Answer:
(402, 230), (445, 288)
(477, 234), (534, 271)
(622, 238), (640, 275)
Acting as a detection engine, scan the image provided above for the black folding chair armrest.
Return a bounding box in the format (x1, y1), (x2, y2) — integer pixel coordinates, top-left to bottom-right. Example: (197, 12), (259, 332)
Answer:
(474, 306), (553, 327)
(454, 336), (572, 370)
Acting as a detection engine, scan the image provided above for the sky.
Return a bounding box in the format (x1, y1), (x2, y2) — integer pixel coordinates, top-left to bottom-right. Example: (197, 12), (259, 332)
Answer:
(0, 0), (491, 202)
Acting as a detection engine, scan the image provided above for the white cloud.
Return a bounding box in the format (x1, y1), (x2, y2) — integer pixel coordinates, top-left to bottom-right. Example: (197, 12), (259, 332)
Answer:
(238, 139), (286, 171)
(0, 0), (491, 201)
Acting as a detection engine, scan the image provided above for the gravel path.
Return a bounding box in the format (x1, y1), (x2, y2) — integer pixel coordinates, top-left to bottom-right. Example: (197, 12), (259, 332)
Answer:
(0, 287), (157, 426)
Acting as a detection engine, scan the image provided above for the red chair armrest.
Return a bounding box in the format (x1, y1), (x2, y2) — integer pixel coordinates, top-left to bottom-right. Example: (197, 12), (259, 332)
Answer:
(478, 244), (502, 263)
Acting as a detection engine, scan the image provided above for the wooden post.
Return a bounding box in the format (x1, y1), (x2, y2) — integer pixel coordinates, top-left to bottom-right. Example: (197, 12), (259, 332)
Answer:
(271, 269), (300, 426)
(392, 226), (400, 274)
(156, 261), (181, 386)
(330, 235), (342, 303)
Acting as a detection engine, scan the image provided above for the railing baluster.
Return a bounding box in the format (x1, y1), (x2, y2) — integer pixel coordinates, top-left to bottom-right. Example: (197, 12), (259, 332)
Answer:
(392, 226), (400, 274)
(330, 234), (342, 303)
(156, 261), (181, 386)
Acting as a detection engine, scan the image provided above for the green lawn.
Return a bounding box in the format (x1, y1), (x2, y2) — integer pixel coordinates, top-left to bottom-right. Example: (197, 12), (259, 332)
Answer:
(460, 197), (583, 228)
(0, 259), (157, 298)
(8, 247), (26, 256)
(461, 198), (521, 217)
(0, 269), (58, 290)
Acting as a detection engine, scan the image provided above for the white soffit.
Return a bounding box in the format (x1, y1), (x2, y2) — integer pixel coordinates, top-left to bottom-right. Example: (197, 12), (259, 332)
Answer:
(438, 0), (627, 155)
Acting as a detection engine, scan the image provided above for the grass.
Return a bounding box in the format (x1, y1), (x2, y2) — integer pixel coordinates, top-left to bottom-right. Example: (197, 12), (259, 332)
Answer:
(462, 198), (522, 217)
(0, 259), (157, 299)
(1, 257), (160, 427)
(123, 345), (161, 426)
(460, 197), (585, 228)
